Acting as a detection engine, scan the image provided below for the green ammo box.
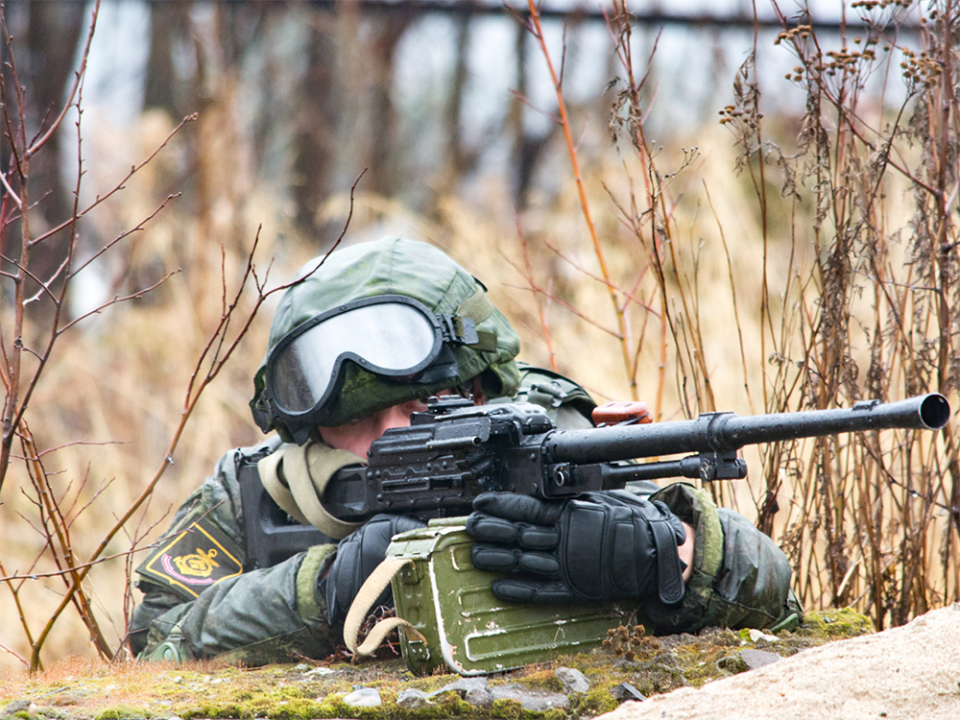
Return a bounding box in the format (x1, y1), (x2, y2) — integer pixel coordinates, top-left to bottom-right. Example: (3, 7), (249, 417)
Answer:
(385, 520), (643, 676)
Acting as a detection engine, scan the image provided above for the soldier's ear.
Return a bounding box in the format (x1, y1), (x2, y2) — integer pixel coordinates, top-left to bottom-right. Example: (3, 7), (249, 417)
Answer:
(472, 378), (486, 406)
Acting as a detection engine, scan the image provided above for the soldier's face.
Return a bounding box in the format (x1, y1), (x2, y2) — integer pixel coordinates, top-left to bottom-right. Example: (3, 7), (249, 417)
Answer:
(317, 381), (485, 458)
(317, 397), (431, 457)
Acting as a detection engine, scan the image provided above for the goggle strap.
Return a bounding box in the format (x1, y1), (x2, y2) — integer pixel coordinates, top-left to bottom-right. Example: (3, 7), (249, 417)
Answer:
(439, 314), (478, 345)
(438, 314), (499, 353)
(455, 288), (500, 353)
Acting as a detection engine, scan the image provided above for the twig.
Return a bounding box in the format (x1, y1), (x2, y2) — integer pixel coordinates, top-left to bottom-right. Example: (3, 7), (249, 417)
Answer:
(514, 218), (557, 371)
(524, 0), (636, 398)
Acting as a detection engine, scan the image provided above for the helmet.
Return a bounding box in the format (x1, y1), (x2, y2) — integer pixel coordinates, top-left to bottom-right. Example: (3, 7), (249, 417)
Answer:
(250, 237), (521, 443)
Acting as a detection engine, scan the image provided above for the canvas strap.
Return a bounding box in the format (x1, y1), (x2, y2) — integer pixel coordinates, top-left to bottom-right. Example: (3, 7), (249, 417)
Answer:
(258, 441), (364, 540)
(343, 556), (427, 657)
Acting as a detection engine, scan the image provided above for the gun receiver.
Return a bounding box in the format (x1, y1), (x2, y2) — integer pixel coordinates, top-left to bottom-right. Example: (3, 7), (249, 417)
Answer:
(321, 393), (951, 522)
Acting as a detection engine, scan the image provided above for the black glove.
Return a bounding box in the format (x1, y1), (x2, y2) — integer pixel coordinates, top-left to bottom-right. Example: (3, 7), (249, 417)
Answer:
(465, 490), (687, 606)
(320, 513), (426, 628)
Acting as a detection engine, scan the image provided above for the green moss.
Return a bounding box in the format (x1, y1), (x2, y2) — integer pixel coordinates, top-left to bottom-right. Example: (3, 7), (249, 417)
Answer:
(429, 689), (476, 717)
(535, 709), (567, 720)
(178, 704), (245, 719)
(95, 706), (150, 720)
(264, 698), (324, 720)
(514, 668), (564, 693)
(312, 700), (342, 718)
(402, 673), (460, 694)
(799, 608), (874, 638)
(489, 698), (523, 720)
(0, 613), (883, 720)
(333, 703), (383, 720)
(574, 683), (619, 717)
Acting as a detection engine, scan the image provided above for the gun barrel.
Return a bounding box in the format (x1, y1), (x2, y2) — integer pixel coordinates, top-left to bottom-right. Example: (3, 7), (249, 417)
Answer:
(546, 393), (951, 465)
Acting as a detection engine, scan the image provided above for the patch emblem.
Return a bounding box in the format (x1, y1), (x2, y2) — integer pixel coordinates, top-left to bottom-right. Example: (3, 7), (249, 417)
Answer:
(140, 519), (243, 599)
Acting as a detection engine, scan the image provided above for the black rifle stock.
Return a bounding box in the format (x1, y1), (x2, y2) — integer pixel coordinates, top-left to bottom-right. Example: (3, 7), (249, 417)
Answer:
(321, 393), (951, 521)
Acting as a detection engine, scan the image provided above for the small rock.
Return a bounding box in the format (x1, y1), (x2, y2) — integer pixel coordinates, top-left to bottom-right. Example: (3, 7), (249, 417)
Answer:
(2, 700), (31, 716)
(0, 700), (36, 720)
(294, 663), (311, 672)
(489, 683), (570, 712)
(464, 687), (493, 707)
(748, 629), (780, 644)
(305, 666), (335, 677)
(431, 676), (488, 697)
(613, 682), (646, 702)
(740, 648), (781, 670)
(396, 688), (431, 710)
(343, 687), (381, 708)
(556, 666), (590, 693)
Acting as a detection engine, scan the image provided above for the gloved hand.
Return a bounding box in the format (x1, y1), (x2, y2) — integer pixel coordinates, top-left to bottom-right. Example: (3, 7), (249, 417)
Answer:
(466, 490), (687, 606)
(320, 513), (426, 628)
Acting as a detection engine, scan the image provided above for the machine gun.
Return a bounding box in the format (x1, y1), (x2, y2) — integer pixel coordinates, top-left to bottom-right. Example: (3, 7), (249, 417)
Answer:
(240, 393), (949, 568)
(321, 392), (951, 521)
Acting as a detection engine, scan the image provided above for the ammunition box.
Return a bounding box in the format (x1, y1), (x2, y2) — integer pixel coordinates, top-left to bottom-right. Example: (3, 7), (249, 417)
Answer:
(386, 520), (644, 675)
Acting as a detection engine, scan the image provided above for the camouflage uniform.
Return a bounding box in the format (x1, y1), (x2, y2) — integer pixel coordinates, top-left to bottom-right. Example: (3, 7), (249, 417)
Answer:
(130, 238), (800, 664)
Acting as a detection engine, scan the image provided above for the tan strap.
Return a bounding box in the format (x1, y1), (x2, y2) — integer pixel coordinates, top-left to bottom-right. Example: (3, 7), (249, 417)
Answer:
(344, 557), (426, 656)
(258, 442), (365, 539)
(457, 287), (496, 324)
(258, 449), (310, 526)
(284, 442), (364, 539)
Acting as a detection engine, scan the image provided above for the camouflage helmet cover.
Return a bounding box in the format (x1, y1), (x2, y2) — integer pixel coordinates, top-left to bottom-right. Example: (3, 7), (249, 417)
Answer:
(250, 237), (521, 440)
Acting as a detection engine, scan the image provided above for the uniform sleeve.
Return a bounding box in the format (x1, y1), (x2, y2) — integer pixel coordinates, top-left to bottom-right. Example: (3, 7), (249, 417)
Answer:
(640, 483), (802, 635)
(136, 544), (338, 665)
(129, 443), (341, 664)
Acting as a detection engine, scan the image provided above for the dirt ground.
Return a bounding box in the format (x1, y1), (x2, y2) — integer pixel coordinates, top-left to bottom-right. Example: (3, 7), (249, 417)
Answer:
(599, 604), (960, 720)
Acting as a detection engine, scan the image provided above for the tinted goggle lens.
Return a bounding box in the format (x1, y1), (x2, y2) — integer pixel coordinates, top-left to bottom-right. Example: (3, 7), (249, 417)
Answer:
(268, 300), (441, 415)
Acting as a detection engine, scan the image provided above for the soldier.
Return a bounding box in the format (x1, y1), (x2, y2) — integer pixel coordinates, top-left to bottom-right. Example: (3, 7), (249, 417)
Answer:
(129, 237), (799, 664)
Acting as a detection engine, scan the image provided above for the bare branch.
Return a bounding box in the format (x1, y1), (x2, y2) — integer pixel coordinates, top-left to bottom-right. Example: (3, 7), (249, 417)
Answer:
(57, 271), (180, 335)
(522, 0), (636, 398)
(0, 167), (22, 208)
(0, 640), (28, 666)
(0, 546), (150, 584)
(28, 114), (197, 250)
(27, 0), (101, 157)
(30, 172), (369, 661)
(66, 193), (182, 279)
(22, 254), (70, 306)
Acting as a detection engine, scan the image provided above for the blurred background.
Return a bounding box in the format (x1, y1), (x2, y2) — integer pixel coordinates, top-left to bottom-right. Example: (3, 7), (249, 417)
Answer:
(2, 0), (953, 673)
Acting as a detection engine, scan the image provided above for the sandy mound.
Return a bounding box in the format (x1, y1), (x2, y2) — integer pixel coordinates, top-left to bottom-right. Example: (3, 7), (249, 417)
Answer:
(598, 604), (960, 720)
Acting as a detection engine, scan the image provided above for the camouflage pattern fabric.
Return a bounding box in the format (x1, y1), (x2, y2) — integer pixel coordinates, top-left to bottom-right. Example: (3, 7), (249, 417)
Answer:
(132, 366), (800, 663)
(250, 237), (522, 437)
(641, 483), (799, 634)
(130, 438), (341, 663)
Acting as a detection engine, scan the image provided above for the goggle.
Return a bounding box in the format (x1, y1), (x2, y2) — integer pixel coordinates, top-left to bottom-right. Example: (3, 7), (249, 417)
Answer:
(263, 295), (481, 433)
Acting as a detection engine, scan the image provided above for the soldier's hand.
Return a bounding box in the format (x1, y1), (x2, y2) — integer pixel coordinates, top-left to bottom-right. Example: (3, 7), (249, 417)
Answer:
(465, 491), (687, 606)
(321, 513), (426, 627)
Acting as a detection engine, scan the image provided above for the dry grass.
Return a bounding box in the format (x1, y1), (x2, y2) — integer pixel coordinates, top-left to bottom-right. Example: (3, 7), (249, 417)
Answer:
(2, 0), (958, 677)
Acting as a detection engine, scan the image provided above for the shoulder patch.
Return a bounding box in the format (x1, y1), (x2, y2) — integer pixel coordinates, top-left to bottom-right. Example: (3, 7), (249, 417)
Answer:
(139, 517), (244, 600)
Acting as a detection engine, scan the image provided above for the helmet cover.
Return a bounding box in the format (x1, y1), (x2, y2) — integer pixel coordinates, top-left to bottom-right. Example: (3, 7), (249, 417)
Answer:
(250, 237), (521, 441)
